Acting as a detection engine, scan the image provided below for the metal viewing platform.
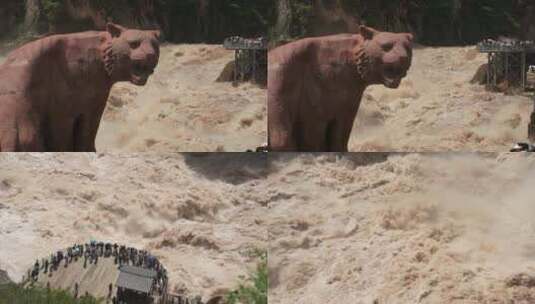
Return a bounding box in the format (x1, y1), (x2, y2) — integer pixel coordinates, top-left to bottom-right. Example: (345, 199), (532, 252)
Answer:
(477, 39), (535, 90)
(223, 36), (268, 83)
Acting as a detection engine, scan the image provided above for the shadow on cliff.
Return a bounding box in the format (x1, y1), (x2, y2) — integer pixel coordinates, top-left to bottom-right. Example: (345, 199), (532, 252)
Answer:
(183, 153), (267, 185)
(267, 152), (390, 174)
(0, 269), (11, 285)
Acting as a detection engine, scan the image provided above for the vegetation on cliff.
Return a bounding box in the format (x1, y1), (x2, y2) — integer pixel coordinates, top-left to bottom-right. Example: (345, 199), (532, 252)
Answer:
(226, 250), (268, 304)
(1, 0), (275, 43)
(1, 1), (533, 45)
(0, 283), (102, 304)
(271, 0), (535, 45)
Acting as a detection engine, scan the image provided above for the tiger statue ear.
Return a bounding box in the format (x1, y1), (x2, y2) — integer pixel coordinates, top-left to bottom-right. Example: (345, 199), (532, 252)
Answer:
(359, 25), (378, 40)
(107, 23), (126, 38)
(152, 31), (161, 41)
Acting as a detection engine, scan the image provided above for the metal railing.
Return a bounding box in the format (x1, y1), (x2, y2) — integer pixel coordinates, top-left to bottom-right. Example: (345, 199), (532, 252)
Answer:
(477, 39), (535, 90)
(478, 39), (535, 53)
(223, 36), (268, 50)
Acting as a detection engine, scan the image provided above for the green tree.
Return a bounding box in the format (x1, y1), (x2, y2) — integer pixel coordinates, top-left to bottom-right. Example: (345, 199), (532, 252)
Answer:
(42, 0), (64, 25)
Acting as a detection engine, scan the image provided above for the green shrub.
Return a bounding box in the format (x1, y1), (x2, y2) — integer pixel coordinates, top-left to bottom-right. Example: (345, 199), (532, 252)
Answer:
(0, 283), (103, 304)
(290, 1), (313, 38)
(226, 250), (267, 304)
(42, 0), (65, 24)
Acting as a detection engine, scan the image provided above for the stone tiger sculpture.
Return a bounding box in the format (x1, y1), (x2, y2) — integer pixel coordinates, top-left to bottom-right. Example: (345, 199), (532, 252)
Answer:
(268, 26), (413, 151)
(0, 23), (160, 151)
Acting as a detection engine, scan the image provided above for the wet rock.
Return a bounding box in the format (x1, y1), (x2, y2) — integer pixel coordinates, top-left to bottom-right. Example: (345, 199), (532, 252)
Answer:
(506, 273), (535, 288)
(0, 269), (12, 285)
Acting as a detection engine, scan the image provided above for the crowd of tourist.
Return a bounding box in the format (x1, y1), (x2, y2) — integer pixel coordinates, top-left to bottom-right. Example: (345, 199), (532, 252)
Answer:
(27, 241), (169, 302)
